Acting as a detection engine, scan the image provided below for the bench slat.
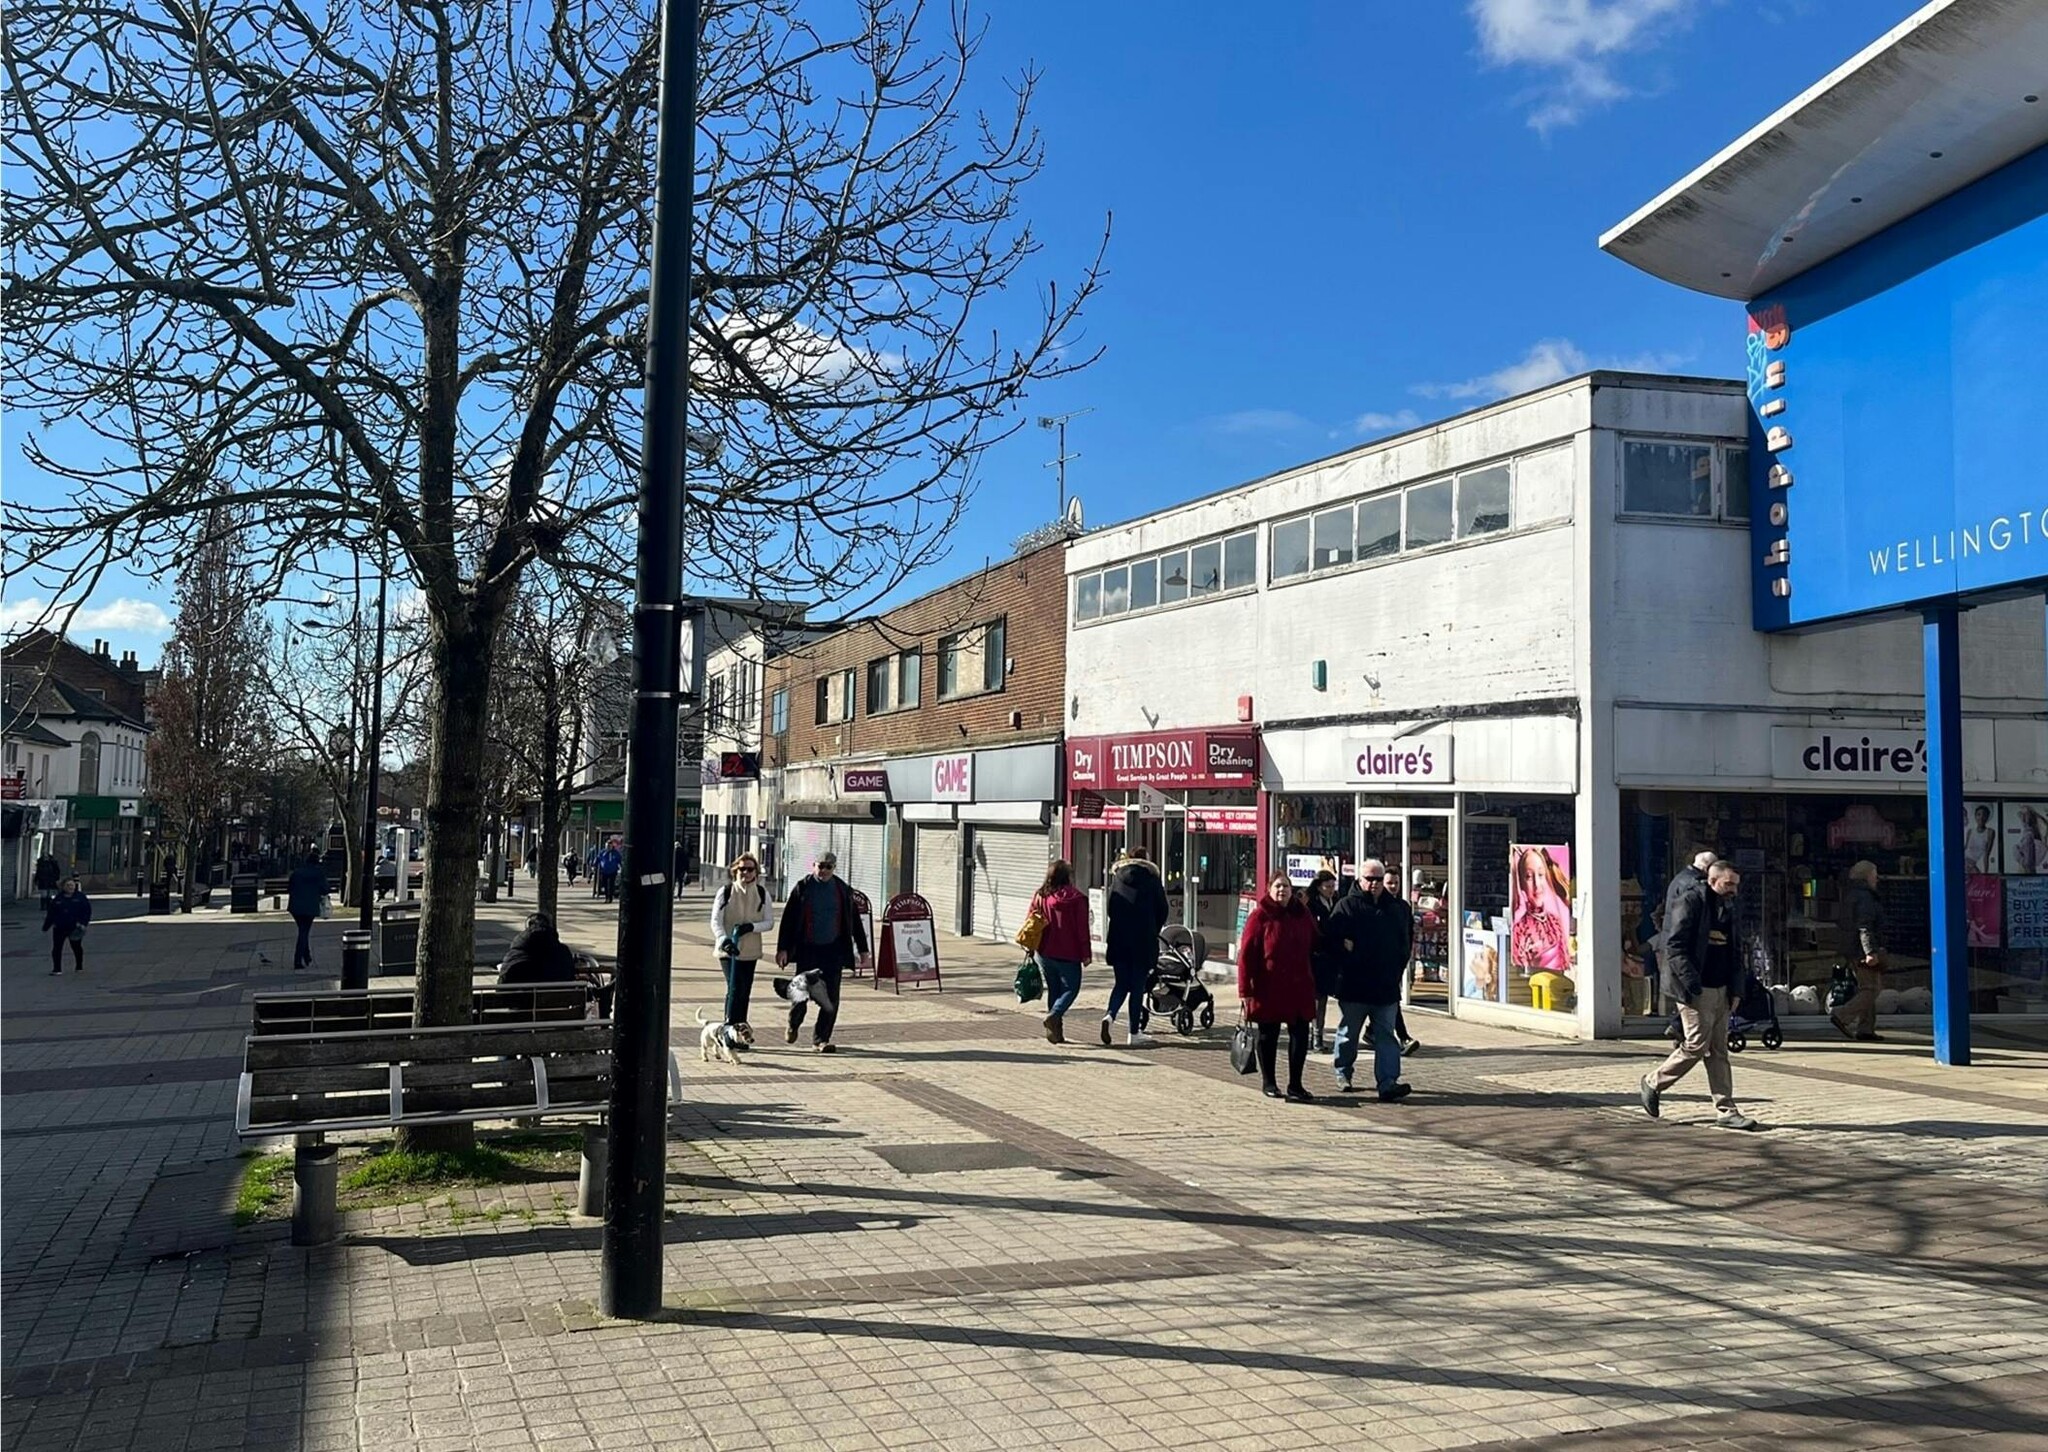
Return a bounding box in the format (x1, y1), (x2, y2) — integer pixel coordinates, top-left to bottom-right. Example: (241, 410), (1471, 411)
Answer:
(244, 1024), (609, 1070)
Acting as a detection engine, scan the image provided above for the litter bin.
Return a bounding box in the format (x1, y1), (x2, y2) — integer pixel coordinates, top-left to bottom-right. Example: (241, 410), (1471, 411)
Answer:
(377, 902), (421, 975)
(340, 929), (373, 991)
(229, 874), (259, 914)
(148, 883), (171, 915)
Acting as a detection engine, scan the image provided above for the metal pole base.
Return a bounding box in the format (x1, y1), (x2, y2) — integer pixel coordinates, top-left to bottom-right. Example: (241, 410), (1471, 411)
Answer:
(292, 1141), (340, 1247)
(579, 1123), (608, 1218)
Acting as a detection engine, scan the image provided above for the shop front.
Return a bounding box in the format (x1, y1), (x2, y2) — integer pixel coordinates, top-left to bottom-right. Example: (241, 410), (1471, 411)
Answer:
(1265, 716), (1582, 1025)
(1065, 727), (1261, 967)
(1619, 719), (2048, 1033)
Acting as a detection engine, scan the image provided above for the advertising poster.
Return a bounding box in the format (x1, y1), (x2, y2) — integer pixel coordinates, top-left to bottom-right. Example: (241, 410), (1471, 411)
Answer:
(1507, 843), (1574, 972)
(1462, 918), (1504, 1003)
(1966, 875), (2003, 949)
(2006, 877), (2048, 950)
(2002, 803), (2048, 875)
(1285, 853), (1340, 887)
(889, 915), (940, 983)
(1962, 801), (2001, 875)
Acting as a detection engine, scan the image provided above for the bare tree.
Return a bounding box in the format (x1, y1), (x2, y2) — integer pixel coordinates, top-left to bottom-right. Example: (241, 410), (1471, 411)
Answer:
(4, 0), (1103, 1103)
(148, 520), (270, 907)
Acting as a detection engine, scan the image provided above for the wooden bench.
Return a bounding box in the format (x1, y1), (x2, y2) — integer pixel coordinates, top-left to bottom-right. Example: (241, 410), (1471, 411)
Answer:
(236, 1016), (679, 1245)
(250, 983), (593, 1037)
(261, 876), (291, 909)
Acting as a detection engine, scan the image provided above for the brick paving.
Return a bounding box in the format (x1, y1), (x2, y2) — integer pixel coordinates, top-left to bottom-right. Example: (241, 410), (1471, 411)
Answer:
(2, 887), (2045, 1450)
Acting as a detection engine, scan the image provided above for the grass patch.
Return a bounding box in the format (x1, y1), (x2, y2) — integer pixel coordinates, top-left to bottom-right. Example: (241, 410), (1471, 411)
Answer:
(343, 1144), (520, 1192)
(234, 1151), (293, 1226)
(337, 1131), (582, 1211)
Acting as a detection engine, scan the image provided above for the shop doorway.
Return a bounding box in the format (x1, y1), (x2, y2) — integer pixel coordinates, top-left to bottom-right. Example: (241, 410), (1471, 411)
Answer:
(1357, 810), (1455, 1012)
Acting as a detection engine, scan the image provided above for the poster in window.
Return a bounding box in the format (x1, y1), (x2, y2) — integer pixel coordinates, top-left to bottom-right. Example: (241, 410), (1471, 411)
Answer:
(1962, 801), (2001, 876)
(2006, 877), (2048, 950)
(2002, 803), (2048, 875)
(1508, 844), (1574, 973)
(1965, 875), (2002, 949)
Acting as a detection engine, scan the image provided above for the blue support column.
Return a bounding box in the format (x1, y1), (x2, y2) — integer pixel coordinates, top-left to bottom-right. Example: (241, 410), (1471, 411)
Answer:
(1922, 605), (1969, 1067)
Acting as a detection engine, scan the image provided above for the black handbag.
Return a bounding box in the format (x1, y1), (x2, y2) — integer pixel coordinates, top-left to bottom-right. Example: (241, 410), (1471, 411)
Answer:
(1229, 1019), (1259, 1076)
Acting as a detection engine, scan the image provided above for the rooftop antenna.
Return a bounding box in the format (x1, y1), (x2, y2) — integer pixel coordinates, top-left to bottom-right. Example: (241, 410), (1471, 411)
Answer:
(1038, 408), (1093, 516)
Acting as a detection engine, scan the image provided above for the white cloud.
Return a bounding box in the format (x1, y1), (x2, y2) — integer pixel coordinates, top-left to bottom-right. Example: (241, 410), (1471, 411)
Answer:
(1414, 338), (1693, 402)
(1470, 0), (1697, 132)
(1351, 409), (1423, 437)
(0, 595), (171, 639)
(1207, 409), (1316, 437)
(697, 312), (905, 392)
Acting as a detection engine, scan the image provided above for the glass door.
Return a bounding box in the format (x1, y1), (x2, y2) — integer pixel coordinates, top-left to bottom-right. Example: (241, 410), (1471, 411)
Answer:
(1355, 810), (1456, 1013)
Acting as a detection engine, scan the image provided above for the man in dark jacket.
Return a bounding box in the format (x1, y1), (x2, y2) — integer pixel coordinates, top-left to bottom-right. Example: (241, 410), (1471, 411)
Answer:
(1102, 849), (1169, 1047)
(286, 850), (328, 972)
(43, 877), (92, 974)
(33, 852), (61, 911)
(1831, 860), (1888, 1042)
(1322, 859), (1412, 1100)
(1658, 849), (1716, 1039)
(498, 913), (578, 983)
(1641, 859), (1759, 1130)
(774, 852), (869, 1051)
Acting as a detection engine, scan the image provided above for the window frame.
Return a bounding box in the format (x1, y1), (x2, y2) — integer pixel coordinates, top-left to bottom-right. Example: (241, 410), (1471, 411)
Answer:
(770, 687), (789, 737)
(1618, 436), (1750, 523)
(938, 618), (1006, 701)
(865, 655), (893, 716)
(1071, 528), (1257, 625)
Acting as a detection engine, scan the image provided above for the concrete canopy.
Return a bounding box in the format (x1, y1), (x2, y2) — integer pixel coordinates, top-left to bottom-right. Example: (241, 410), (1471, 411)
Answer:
(1599, 0), (2048, 301)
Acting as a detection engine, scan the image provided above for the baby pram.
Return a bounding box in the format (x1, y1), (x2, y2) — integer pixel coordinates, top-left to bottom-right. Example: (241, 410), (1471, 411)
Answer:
(1136, 926), (1216, 1036)
(1726, 973), (1784, 1053)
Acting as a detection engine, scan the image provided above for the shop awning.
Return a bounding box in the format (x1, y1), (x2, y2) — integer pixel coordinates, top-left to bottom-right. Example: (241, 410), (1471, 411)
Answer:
(1599, 0), (2048, 300)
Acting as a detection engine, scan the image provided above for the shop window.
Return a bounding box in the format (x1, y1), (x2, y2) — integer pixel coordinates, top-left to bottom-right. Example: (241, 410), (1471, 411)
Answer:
(1074, 573), (1100, 622)
(1223, 532), (1256, 590)
(1456, 464), (1511, 539)
(1189, 540), (1222, 595)
(1355, 495), (1401, 561)
(1270, 519), (1310, 581)
(1130, 557), (1158, 610)
(1311, 506), (1353, 569)
(78, 732), (101, 796)
(1623, 440), (1714, 517)
(1404, 479), (1453, 549)
(1101, 565), (1129, 616)
(1159, 550), (1189, 604)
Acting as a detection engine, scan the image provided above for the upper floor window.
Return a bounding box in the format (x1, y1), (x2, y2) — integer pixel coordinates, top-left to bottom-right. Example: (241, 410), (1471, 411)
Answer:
(939, 619), (1005, 699)
(770, 687), (789, 737)
(78, 731), (101, 795)
(813, 668), (857, 725)
(1072, 528), (1255, 625)
(866, 650), (920, 715)
(1271, 460), (1517, 584)
(1621, 440), (1749, 521)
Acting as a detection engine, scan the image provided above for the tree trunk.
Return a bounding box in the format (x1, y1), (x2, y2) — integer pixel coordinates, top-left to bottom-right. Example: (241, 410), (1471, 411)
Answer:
(403, 608), (496, 1153)
(536, 711), (562, 921)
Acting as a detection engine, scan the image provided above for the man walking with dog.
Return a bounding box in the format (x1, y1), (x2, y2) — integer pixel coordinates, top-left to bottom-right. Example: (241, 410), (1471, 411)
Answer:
(775, 851), (870, 1053)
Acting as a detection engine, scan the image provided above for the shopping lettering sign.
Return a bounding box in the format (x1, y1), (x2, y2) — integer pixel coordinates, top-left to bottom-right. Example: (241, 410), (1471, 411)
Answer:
(1346, 734), (1453, 785)
(1067, 729), (1258, 789)
(1771, 727), (1927, 782)
(931, 753), (974, 802)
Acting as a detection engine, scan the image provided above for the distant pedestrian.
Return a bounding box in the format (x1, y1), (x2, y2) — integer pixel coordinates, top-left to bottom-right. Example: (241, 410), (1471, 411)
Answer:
(1101, 848), (1168, 1047)
(1323, 858), (1412, 1101)
(1830, 860), (1889, 1043)
(563, 850), (579, 884)
(673, 839), (689, 899)
(286, 849), (327, 972)
(774, 852), (870, 1052)
(43, 877), (91, 974)
(1640, 860), (1761, 1130)
(596, 842), (622, 902)
(1307, 869), (1341, 1053)
(33, 851), (60, 911)
(1028, 859), (1091, 1044)
(710, 853), (772, 1036)
(1237, 870), (1317, 1101)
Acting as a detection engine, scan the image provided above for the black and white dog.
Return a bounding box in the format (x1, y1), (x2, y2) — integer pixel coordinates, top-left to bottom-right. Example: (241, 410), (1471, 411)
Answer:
(772, 969), (837, 1018)
(695, 1008), (747, 1064)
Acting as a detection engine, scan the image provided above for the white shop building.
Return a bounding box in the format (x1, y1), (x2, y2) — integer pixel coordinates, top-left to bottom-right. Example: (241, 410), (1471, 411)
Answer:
(1064, 373), (2048, 1037)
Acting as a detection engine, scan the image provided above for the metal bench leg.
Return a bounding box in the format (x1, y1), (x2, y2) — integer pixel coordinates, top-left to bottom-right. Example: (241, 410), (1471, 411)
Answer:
(292, 1135), (340, 1247)
(578, 1122), (607, 1218)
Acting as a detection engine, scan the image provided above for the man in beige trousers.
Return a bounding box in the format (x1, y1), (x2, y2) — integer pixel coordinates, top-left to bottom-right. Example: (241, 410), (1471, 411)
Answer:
(1639, 860), (1762, 1131)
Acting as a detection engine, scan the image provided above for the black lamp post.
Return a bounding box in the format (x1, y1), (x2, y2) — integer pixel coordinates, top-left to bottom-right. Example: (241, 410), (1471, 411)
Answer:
(600, 0), (697, 1320)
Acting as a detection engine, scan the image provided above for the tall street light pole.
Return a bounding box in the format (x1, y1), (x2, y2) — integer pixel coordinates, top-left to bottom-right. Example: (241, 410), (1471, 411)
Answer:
(602, 0), (696, 1319)
(358, 533), (389, 933)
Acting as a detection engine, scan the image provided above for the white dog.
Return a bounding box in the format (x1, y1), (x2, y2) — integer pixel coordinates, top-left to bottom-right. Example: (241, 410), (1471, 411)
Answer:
(696, 1008), (744, 1064)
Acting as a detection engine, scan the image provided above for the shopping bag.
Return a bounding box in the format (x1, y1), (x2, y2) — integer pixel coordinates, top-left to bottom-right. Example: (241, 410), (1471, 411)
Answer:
(1229, 1020), (1259, 1076)
(1013, 958), (1043, 1002)
(1014, 908), (1047, 953)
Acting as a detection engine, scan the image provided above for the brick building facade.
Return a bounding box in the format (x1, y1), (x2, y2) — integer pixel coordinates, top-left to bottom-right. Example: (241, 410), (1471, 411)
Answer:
(759, 542), (1068, 939)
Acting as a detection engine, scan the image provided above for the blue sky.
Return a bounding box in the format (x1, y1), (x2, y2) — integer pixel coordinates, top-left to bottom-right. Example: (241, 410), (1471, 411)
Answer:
(3, 0), (1924, 653)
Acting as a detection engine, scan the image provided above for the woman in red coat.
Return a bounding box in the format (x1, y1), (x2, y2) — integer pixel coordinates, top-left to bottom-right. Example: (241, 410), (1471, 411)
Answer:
(1030, 860), (1093, 1044)
(1237, 870), (1319, 1101)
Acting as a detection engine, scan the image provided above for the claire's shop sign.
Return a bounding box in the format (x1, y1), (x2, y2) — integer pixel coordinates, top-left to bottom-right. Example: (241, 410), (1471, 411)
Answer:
(1345, 734), (1453, 785)
(1067, 729), (1258, 790)
(1771, 727), (1927, 781)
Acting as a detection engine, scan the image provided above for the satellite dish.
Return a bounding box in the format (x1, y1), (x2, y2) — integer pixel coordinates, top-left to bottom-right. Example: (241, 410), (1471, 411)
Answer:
(1064, 495), (1084, 529)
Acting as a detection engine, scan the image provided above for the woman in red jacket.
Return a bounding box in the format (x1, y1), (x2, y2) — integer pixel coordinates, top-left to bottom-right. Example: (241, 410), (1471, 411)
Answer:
(1238, 870), (1319, 1101)
(1031, 860), (1093, 1044)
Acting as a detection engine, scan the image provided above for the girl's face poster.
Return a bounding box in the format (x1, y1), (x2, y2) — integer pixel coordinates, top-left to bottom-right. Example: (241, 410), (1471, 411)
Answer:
(1508, 843), (1574, 973)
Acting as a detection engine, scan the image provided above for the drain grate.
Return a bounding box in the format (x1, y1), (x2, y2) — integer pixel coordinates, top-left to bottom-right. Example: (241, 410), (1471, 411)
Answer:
(869, 1141), (1045, 1175)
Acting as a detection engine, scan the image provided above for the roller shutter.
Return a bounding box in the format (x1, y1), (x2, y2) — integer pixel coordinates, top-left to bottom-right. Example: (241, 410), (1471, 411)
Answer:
(914, 824), (961, 935)
(843, 820), (886, 932)
(782, 819), (833, 900)
(970, 826), (1051, 942)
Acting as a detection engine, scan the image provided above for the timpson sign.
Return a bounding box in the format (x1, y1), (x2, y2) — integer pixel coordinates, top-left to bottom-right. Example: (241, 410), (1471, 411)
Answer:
(1067, 729), (1258, 790)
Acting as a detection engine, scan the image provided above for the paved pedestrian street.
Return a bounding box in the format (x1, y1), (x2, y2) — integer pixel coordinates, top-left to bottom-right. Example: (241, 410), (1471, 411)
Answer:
(4, 891), (2046, 1452)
